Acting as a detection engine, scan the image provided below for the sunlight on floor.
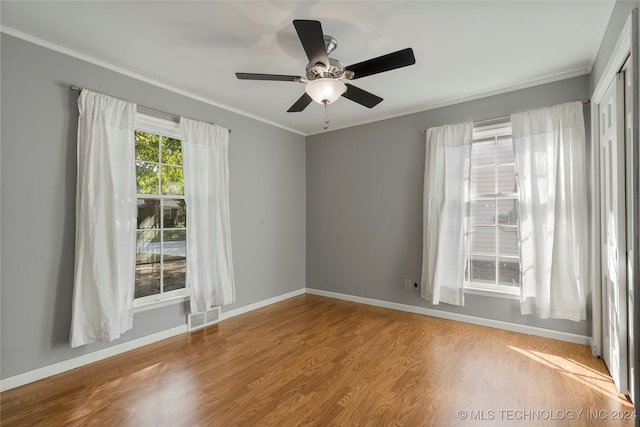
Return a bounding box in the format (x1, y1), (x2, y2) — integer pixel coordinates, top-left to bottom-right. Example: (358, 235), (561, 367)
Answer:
(129, 366), (201, 425)
(130, 362), (167, 379)
(508, 345), (632, 406)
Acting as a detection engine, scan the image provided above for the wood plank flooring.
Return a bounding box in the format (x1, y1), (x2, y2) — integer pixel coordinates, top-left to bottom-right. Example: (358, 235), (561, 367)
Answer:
(1, 294), (635, 426)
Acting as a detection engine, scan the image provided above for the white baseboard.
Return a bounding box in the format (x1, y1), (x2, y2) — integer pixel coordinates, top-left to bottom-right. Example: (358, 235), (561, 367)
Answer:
(219, 288), (305, 321)
(0, 287), (306, 392)
(305, 288), (591, 346)
(1, 286), (589, 392)
(0, 325), (187, 392)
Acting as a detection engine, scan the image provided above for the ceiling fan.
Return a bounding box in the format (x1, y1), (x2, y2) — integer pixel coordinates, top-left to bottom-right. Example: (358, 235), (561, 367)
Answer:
(236, 19), (415, 127)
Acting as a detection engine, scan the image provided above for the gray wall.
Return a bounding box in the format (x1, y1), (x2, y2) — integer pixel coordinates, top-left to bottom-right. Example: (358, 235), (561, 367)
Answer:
(0, 34), (306, 379)
(591, 1), (638, 93)
(306, 75), (592, 337)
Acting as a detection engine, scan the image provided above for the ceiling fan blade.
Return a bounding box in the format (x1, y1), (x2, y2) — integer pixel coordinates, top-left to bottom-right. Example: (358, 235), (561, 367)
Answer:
(293, 20), (329, 68)
(287, 93), (313, 112)
(345, 48), (416, 79)
(342, 84), (383, 108)
(236, 73), (301, 82)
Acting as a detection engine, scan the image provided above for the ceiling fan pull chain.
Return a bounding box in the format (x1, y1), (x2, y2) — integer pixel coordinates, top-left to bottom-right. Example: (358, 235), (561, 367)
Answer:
(323, 100), (330, 130)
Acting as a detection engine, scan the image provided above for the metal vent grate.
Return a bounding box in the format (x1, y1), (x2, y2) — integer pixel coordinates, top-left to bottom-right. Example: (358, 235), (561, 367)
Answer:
(187, 307), (220, 331)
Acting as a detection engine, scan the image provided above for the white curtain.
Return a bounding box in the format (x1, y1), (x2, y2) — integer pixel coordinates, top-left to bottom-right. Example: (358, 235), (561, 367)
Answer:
(181, 118), (235, 312)
(70, 90), (137, 347)
(511, 101), (588, 321)
(421, 122), (473, 306)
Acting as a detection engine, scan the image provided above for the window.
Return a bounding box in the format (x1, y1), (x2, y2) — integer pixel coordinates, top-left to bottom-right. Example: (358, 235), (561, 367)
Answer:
(134, 115), (188, 305)
(466, 121), (520, 296)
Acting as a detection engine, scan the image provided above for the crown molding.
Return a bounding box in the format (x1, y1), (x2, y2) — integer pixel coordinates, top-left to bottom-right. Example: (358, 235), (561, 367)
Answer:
(307, 67), (591, 136)
(0, 26), (306, 136)
(2, 25), (593, 138)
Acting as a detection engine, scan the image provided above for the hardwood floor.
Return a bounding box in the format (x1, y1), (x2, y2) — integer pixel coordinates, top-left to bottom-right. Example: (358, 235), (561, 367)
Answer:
(1, 294), (635, 426)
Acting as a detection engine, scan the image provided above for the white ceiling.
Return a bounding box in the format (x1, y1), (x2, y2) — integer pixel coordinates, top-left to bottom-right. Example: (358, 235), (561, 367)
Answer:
(1, 1), (614, 135)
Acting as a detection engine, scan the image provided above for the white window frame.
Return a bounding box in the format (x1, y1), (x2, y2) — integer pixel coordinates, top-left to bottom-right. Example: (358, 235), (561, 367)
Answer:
(465, 120), (520, 299)
(133, 114), (189, 312)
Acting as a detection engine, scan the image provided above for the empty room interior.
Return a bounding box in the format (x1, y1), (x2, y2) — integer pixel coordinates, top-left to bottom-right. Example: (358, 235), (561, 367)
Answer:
(1, 1), (640, 426)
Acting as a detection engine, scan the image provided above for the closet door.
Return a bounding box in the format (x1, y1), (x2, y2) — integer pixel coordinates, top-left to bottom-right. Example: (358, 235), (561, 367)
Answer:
(599, 72), (628, 394)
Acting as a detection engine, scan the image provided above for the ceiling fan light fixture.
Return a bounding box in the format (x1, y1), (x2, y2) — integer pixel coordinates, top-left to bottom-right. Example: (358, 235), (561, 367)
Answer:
(305, 78), (346, 104)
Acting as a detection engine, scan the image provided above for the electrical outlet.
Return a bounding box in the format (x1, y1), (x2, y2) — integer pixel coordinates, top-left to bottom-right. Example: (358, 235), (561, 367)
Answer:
(404, 279), (412, 290)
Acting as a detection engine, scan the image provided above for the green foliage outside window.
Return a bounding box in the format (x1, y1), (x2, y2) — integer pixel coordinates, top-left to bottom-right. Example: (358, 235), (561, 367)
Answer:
(134, 130), (187, 299)
(135, 131), (184, 195)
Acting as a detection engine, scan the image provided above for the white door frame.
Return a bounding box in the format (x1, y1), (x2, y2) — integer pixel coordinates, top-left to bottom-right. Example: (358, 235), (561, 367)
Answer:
(600, 71), (628, 393)
(591, 9), (638, 401)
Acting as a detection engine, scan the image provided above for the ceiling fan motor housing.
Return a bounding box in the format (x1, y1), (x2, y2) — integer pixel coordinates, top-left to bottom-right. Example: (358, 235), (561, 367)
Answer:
(306, 57), (352, 81)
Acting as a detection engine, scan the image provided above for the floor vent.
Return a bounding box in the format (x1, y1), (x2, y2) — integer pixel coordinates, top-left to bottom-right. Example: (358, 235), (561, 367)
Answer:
(187, 307), (220, 331)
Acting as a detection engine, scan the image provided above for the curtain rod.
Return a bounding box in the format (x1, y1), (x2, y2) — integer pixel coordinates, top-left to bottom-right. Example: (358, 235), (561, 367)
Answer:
(418, 99), (591, 134)
(69, 85), (231, 133)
